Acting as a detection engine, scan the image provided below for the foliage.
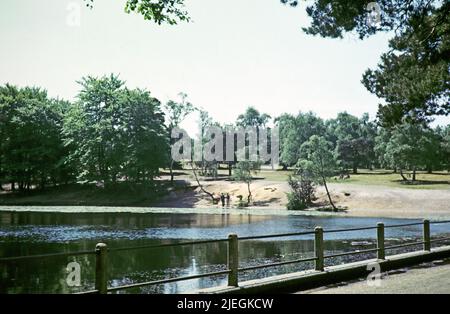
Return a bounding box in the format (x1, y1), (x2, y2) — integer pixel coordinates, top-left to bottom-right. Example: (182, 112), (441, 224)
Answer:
(328, 112), (377, 173)
(362, 14), (450, 125)
(164, 92), (195, 184)
(232, 159), (261, 205)
(440, 125), (450, 171)
(0, 85), (73, 191)
(382, 119), (442, 181)
(276, 112), (326, 168)
(84, 0), (190, 25)
(297, 135), (337, 210)
(287, 0), (449, 125)
(236, 106), (271, 128)
(63, 74), (168, 186)
(286, 170), (316, 210)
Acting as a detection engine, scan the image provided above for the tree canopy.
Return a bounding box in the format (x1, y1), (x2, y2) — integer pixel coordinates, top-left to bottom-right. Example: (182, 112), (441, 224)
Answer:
(292, 0), (449, 125)
(63, 74), (168, 186)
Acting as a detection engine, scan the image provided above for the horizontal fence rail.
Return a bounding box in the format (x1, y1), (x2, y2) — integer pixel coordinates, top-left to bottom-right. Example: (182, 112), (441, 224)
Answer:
(1, 219), (450, 293)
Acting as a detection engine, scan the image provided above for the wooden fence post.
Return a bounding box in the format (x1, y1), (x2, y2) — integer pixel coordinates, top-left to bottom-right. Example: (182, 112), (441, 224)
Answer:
(227, 234), (239, 287)
(377, 222), (385, 260)
(95, 243), (108, 294)
(423, 220), (431, 251)
(315, 227), (324, 271)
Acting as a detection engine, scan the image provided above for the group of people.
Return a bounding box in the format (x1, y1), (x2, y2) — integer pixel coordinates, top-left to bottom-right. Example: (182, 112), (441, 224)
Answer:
(220, 193), (231, 207)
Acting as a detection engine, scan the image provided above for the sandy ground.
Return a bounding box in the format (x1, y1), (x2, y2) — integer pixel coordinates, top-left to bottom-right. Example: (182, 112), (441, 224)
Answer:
(301, 259), (450, 294)
(156, 178), (450, 219)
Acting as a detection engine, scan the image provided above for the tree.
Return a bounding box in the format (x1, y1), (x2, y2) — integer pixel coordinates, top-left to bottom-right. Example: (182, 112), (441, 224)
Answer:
(164, 92), (195, 185)
(276, 111), (326, 168)
(374, 127), (393, 170)
(330, 112), (377, 173)
(382, 119), (440, 181)
(287, 0), (449, 125)
(120, 88), (169, 183)
(297, 135), (337, 210)
(229, 107), (272, 176)
(195, 108), (218, 177)
(64, 74), (126, 186)
(236, 106), (271, 128)
(440, 125), (450, 171)
(0, 85), (73, 191)
(63, 74), (168, 186)
(286, 170), (316, 211)
(362, 22), (450, 126)
(232, 159), (261, 206)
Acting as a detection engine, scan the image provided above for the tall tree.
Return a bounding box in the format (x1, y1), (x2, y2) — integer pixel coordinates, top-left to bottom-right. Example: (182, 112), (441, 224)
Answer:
(0, 85), (72, 191)
(276, 111), (326, 168)
(440, 125), (450, 171)
(236, 106), (271, 128)
(297, 135), (337, 210)
(382, 119), (440, 181)
(330, 112), (377, 173)
(288, 0), (450, 125)
(164, 92), (195, 185)
(121, 88), (169, 183)
(63, 74), (168, 186)
(233, 159), (261, 206)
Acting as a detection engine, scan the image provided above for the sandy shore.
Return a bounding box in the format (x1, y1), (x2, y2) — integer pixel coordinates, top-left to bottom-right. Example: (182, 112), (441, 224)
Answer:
(156, 179), (450, 220)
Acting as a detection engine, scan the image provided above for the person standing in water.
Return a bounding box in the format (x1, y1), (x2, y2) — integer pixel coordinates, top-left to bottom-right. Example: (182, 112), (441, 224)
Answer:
(226, 193), (230, 207)
(220, 193), (225, 207)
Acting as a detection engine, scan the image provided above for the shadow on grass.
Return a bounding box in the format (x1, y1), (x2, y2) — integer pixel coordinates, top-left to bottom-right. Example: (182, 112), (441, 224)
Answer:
(0, 182), (172, 207)
(395, 180), (450, 186)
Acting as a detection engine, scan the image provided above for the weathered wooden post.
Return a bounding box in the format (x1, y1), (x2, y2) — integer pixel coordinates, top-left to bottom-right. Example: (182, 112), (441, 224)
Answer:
(95, 243), (108, 294)
(227, 234), (239, 287)
(377, 222), (385, 260)
(314, 227), (324, 271)
(423, 220), (431, 251)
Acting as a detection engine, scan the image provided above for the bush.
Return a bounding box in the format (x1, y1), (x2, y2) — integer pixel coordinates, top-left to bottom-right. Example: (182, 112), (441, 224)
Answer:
(286, 172), (316, 210)
(286, 192), (308, 210)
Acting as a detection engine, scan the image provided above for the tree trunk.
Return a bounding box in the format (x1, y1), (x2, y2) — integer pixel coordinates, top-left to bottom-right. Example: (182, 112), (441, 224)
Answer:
(170, 159), (174, 186)
(412, 168), (416, 181)
(247, 181), (252, 205)
(322, 177), (336, 211)
(399, 169), (408, 181)
(228, 162), (232, 176)
(191, 162), (215, 202)
(352, 164), (357, 174)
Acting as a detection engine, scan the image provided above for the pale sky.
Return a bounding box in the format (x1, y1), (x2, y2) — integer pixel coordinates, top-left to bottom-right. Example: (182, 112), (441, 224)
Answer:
(0, 0), (448, 135)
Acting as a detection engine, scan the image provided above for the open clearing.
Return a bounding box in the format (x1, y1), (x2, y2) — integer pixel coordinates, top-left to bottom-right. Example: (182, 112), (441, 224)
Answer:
(1, 170), (449, 219)
(156, 169), (450, 219)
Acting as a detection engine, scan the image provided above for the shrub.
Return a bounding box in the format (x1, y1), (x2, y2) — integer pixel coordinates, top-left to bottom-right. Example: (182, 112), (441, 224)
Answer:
(286, 171), (316, 210)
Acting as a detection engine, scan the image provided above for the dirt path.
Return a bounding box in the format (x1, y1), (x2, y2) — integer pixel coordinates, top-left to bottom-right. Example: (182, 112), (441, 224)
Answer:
(156, 178), (450, 219)
(301, 260), (450, 294)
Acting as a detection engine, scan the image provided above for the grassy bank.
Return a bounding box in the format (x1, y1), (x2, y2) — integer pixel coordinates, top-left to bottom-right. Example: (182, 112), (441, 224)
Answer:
(0, 182), (171, 207)
(256, 169), (449, 190)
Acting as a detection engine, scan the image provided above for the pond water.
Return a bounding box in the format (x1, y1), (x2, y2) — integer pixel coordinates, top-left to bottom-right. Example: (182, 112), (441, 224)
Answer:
(1, 210), (449, 293)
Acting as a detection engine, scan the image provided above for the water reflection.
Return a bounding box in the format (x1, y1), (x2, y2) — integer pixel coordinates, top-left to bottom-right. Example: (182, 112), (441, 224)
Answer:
(1, 211), (449, 293)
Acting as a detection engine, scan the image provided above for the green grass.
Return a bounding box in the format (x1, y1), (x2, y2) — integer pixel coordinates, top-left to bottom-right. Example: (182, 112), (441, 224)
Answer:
(327, 169), (450, 190)
(256, 168), (449, 190)
(179, 167), (450, 190)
